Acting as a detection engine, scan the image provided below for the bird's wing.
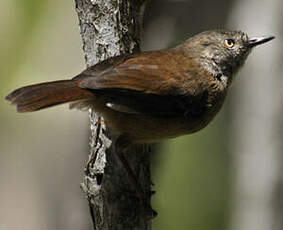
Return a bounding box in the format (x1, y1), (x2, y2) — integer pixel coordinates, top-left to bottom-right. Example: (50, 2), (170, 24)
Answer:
(78, 51), (189, 95)
(76, 51), (207, 116)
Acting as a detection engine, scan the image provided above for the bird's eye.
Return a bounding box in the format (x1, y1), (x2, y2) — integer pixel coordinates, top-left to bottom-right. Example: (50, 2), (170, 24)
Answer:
(224, 39), (235, 48)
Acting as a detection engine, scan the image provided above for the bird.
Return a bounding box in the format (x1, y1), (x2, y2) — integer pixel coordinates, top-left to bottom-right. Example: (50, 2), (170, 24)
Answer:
(5, 29), (275, 217)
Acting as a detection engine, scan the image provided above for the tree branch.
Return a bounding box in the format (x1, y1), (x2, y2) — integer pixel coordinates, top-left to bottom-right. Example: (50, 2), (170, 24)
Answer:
(74, 0), (152, 229)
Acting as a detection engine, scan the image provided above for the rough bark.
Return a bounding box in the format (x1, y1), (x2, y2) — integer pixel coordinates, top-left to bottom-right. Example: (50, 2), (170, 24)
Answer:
(228, 0), (282, 229)
(74, 0), (151, 229)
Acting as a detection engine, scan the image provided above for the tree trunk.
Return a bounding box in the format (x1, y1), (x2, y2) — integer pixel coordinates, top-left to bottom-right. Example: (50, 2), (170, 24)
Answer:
(74, 0), (152, 229)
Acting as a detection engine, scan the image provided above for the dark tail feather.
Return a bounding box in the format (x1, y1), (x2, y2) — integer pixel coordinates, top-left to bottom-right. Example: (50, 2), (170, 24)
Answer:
(5, 80), (94, 112)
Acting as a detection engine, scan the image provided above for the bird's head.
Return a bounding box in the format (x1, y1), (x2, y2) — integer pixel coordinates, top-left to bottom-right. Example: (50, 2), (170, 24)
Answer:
(182, 30), (274, 84)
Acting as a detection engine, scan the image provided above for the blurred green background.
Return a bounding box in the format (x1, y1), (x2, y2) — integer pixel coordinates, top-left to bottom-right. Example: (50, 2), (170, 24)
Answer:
(1, 0), (282, 230)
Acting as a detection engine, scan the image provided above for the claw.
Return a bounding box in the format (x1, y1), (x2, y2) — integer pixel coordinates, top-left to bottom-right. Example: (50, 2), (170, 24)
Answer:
(144, 205), (158, 220)
(148, 190), (156, 196)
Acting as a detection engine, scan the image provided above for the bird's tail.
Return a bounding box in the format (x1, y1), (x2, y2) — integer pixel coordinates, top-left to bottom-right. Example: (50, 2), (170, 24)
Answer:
(5, 79), (94, 112)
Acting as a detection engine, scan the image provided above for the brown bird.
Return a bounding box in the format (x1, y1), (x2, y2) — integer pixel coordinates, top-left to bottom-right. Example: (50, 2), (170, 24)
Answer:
(5, 30), (274, 216)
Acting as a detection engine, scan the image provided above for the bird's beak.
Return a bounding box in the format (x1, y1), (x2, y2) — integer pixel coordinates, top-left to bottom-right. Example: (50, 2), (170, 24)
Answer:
(248, 35), (275, 47)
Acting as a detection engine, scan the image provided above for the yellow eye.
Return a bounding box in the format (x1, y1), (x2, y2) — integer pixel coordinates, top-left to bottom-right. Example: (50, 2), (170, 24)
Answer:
(224, 39), (235, 48)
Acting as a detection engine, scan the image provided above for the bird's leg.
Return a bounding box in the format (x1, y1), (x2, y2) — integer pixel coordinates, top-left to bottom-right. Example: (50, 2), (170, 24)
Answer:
(115, 135), (157, 219)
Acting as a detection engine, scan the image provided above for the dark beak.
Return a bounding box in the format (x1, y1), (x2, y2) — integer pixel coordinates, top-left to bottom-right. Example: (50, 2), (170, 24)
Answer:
(248, 35), (275, 47)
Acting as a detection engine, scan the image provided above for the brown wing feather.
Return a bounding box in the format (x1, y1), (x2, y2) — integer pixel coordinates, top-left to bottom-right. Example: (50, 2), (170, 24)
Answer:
(77, 50), (192, 95)
(73, 50), (208, 117)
